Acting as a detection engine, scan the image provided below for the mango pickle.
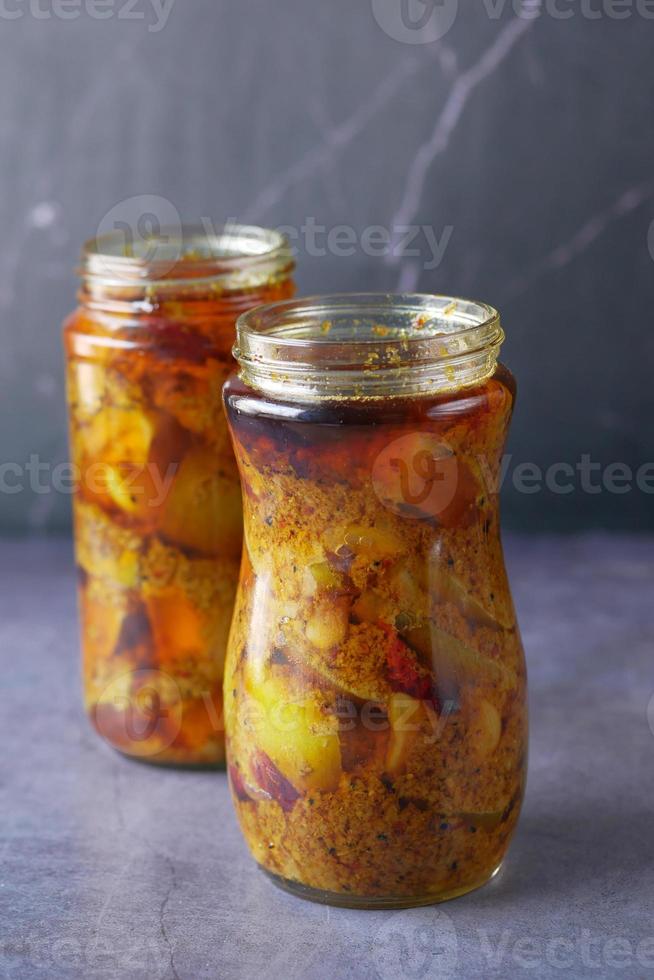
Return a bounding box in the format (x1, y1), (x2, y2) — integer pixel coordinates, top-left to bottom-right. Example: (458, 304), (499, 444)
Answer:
(64, 227), (294, 766)
(224, 294), (528, 907)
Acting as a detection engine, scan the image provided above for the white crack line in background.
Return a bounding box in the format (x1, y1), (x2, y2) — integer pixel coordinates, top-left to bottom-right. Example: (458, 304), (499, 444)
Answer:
(388, 11), (542, 290)
(505, 179), (654, 299)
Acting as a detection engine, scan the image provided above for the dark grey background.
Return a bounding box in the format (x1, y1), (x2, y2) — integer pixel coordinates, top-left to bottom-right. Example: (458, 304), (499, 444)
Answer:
(1, 0), (653, 534)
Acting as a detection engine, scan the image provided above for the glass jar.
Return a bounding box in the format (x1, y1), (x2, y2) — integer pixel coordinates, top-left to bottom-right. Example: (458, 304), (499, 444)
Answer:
(63, 225), (295, 767)
(223, 294), (527, 907)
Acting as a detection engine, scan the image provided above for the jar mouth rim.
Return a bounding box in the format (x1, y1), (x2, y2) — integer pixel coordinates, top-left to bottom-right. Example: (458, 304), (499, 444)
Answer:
(234, 293), (504, 401)
(81, 224), (294, 287)
(236, 293), (503, 360)
(236, 293), (500, 348)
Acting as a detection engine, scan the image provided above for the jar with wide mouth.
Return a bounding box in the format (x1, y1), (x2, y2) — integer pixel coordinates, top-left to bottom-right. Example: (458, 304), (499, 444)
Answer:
(63, 225), (295, 767)
(223, 293), (528, 906)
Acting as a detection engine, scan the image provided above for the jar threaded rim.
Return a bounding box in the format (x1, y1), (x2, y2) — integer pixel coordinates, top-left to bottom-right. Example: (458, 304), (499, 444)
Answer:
(79, 224), (295, 309)
(234, 293), (504, 401)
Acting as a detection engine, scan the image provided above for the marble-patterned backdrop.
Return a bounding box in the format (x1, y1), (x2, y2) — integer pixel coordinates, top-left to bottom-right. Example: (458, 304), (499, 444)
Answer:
(0, 0), (652, 532)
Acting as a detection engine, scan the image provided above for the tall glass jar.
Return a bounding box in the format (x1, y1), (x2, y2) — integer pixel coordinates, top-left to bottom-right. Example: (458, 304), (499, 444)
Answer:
(223, 294), (527, 906)
(64, 226), (295, 767)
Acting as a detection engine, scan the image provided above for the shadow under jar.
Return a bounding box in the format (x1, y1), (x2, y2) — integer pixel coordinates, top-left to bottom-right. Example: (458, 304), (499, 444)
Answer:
(63, 226), (295, 767)
(223, 294), (528, 907)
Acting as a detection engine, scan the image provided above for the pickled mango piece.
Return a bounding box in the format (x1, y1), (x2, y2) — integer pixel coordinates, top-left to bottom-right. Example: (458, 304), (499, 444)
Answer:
(308, 561), (350, 594)
(228, 763), (252, 803)
(385, 693), (426, 774)
(469, 698), (502, 759)
(101, 462), (169, 518)
(102, 464), (139, 514)
(286, 621), (395, 704)
(351, 590), (385, 624)
(78, 406), (156, 515)
(305, 597), (349, 650)
(69, 361), (106, 418)
(160, 447), (243, 557)
(113, 602), (155, 660)
(400, 623), (432, 661)
(388, 561), (428, 621)
(150, 370), (210, 434)
(146, 586), (206, 663)
(245, 668), (341, 793)
(79, 585), (127, 663)
(151, 367), (228, 441)
(341, 525), (405, 562)
(78, 405), (191, 520)
(251, 750), (302, 810)
(84, 406), (154, 469)
(69, 360), (142, 418)
(339, 703), (389, 772)
(74, 500), (141, 588)
(144, 555), (237, 679)
(432, 568), (510, 631)
(400, 622), (516, 691)
(446, 810), (506, 831)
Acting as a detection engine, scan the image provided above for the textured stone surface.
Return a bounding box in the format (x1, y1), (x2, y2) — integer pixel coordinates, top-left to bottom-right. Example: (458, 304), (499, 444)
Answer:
(1, 535), (653, 979)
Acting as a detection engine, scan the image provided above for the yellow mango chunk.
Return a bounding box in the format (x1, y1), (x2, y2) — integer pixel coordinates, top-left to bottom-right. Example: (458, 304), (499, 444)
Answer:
(76, 406), (167, 518)
(80, 587), (127, 663)
(245, 668), (341, 793)
(308, 561), (349, 594)
(305, 597), (349, 651)
(400, 622), (517, 691)
(74, 500), (141, 588)
(388, 561), (428, 620)
(342, 524), (405, 562)
(146, 586), (206, 664)
(159, 447), (243, 558)
(351, 590), (385, 624)
(470, 698), (502, 759)
(432, 567), (510, 631)
(85, 406), (154, 468)
(385, 692), (425, 774)
(101, 463), (166, 519)
(69, 361), (106, 418)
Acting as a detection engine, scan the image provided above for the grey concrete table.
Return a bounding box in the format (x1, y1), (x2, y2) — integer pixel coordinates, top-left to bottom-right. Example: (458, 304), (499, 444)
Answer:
(1, 536), (653, 980)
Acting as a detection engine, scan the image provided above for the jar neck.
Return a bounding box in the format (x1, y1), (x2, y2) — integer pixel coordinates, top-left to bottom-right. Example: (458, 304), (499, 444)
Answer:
(78, 225), (295, 317)
(234, 294), (505, 401)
